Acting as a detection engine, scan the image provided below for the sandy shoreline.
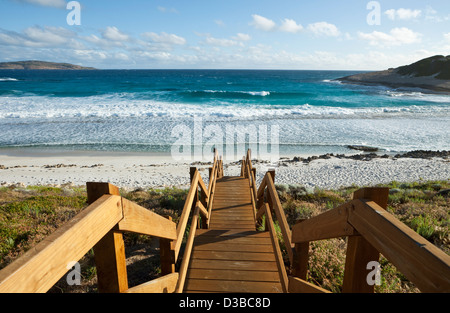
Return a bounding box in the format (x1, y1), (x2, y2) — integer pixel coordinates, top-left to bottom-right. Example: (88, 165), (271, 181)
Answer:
(0, 148), (449, 190)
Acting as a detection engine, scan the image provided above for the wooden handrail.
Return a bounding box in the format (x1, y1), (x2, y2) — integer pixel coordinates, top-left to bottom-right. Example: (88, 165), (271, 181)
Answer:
(0, 194), (123, 293)
(125, 273), (179, 293)
(176, 206), (200, 293)
(291, 188), (450, 293)
(243, 148), (450, 293)
(264, 203), (289, 292)
(173, 169), (200, 262)
(171, 150), (222, 292)
(0, 190), (178, 293)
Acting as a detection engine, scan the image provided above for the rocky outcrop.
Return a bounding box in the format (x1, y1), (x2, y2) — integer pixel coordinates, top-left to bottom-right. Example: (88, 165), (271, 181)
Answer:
(0, 60), (96, 70)
(337, 55), (450, 93)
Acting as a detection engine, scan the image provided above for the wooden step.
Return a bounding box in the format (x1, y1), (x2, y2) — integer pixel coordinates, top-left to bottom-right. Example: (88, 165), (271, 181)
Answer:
(183, 175), (282, 293)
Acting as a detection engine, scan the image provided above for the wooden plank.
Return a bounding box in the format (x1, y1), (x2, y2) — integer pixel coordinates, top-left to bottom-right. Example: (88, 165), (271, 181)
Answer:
(265, 204), (288, 293)
(185, 279), (283, 293)
(196, 229), (268, 237)
(342, 188), (387, 293)
(192, 243), (273, 253)
(342, 235), (379, 293)
(86, 183), (128, 294)
(212, 204), (253, 209)
(210, 214), (254, 221)
(125, 273), (179, 293)
(173, 171), (199, 261)
(209, 220), (255, 226)
(353, 187), (389, 210)
(197, 175), (209, 201)
(187, 269), (280, 282)
(291, 201), (356, 243)
(348, 199), (450, 293)
(265, 174), (294, 263)
(194, 235), (272, 246)
(209, 221), (255, 227)
(191, 250), (276, 262)
(207, 226), (255, 231)
(86, 182), (120, 205)
(189, 259), (278, 272)
(288, 276), (330, 293)
(195, 230), (271, 240)
(197, 201), (209, 220)
(176, 207), (200, 293)
(292, 241), (309, 280)
(160, 216), (175, 275)
(0, 195), (123, 293)
(119, 198), (177, 240)
(93, 231), (129, 293)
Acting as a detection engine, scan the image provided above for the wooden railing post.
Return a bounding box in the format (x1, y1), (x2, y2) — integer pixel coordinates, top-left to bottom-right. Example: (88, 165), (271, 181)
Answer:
(190, 167), (206, 229)
(292, 219), (309, 280)
(160, 216), (176, 275)
(342, 187), (389, 293)
(87, 182), (128, 293)
(266, 170), (275, 211)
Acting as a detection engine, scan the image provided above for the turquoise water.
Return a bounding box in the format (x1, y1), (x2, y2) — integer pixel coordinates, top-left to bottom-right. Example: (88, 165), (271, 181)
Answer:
(0, 69), (449, 157)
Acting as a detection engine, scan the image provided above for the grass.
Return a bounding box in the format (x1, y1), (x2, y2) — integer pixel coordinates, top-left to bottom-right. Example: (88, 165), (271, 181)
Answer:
(0, 179), (448, 293)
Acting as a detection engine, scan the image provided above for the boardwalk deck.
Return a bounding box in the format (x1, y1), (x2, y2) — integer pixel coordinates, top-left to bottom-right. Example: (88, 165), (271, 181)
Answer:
(184, 176), (284, 293)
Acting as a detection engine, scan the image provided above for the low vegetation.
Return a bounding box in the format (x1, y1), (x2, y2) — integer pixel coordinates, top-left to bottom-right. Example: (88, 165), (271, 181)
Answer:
(0, 179), (448, 293)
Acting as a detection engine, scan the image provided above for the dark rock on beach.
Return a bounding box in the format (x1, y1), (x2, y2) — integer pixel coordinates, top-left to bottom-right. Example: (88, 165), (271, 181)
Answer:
(346, 145), (379, 152)
(394, 150), (450, 160)
(284, 150), (449, 164)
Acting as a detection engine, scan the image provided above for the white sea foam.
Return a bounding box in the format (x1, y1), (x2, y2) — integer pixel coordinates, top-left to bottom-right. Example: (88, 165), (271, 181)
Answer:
(384, 90), (450, 103)
(202, 90), (270, 96)
(245, 91), (270, 96)
(0, 94), (449, 120)
(0, 77), (19, 82)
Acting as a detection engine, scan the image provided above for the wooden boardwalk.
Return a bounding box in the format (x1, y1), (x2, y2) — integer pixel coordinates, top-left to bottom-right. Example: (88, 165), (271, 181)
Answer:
(184, 176), (284, 293)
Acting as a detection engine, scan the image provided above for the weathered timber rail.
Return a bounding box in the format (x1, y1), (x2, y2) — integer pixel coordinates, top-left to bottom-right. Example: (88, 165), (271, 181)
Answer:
(0, 149), (449, 293)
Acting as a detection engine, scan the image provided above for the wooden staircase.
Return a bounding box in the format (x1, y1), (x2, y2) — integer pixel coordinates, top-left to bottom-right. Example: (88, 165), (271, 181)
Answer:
(184, 176), (284, 293)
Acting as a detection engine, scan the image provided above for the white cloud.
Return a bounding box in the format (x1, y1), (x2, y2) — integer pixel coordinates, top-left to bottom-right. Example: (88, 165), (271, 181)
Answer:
(425, 6), (450, 22)
(0, 26), (78, 48)
(157, 6), (178, 14)
(307, 22), (340, 37)
(279, 18), (303, 33)
(204, 36), (239, 47)
(102, 26), (130, 42)
(232, 33), (251, 41)
(444, 33), (450, 42)
(142, 32), (186, 45)
(214, 20), (225, 27)
(15, 0), (66, 8)
(23, 26), (74, 45)
(250, 14), (276, 31)
(358, 27), (422, 46)
(385, 8), (422, 20)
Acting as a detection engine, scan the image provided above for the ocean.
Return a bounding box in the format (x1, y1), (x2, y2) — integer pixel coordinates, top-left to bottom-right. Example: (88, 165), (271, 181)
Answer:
(0, 69), (449, 160)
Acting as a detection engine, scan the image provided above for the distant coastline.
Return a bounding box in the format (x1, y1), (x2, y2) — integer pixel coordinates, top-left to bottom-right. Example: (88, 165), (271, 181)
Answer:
(336, 55), (450, 94)
(0, 60), (96, 70)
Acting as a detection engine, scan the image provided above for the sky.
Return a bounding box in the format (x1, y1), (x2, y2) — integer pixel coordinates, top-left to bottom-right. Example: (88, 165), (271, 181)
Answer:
(0, 0), (449, 70)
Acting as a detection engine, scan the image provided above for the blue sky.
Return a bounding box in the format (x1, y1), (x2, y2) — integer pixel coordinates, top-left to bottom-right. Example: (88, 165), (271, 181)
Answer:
(0, 0), (449, 69)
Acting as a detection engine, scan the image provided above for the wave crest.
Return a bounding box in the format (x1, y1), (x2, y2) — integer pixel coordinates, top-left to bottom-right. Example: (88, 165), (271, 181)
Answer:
(0, 77), (19, 82)
(0, 95), (449, 120)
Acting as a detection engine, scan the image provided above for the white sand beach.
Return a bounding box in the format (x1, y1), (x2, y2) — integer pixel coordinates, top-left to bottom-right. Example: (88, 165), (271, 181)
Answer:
(0, 149), (449, 190)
